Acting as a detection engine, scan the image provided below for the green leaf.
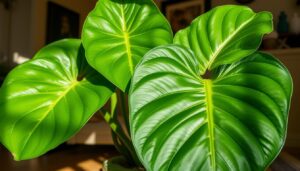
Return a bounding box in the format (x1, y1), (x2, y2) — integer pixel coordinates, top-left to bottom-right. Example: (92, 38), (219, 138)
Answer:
(0, 39), (114, 160)
(174, 5), (273, 74)
(82, 0), (173, 91)
(129, 45), (292, 171)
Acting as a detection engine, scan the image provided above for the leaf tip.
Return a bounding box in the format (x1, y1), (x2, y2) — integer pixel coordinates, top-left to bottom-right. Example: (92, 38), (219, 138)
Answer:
(12, 152), (21, 161)
(12, 150), (36, 161)
(256, 11), (274, 34)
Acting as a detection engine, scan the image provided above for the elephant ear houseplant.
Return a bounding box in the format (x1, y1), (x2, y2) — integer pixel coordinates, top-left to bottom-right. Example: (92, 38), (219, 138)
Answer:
(0, 0), (293, 170)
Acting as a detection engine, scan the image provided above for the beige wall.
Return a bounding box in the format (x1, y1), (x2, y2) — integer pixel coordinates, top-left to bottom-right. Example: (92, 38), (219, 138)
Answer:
(0, 0), (97, 66)
(212, 0), (300, 25)
(0, 5), (10, 63)
(11, 0), (32, 62)
(0, 1), (32, 66)
(30, 0), (97, 56)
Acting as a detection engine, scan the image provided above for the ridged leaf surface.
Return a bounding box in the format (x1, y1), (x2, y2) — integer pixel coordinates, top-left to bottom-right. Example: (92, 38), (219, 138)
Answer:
(174, 5), (273, 74)
(129, 45), (292, 171)
(0, 39), (114, 160)
(82, 0), (172, 91)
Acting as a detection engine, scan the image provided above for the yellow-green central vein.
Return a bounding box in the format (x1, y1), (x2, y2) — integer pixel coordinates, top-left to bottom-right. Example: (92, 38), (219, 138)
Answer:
(207, 15), (256, 70)
(16, 80), (80, 160)
(120, 6), (134, 75)
(204, 79), (216, 170)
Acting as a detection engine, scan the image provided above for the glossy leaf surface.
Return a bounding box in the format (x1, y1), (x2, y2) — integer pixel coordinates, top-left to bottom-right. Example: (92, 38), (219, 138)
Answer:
(82, 0), (173, 91)
(130, 45), (292, 171)
(174, 5), (273, 74)
(0, 39), (114, 160)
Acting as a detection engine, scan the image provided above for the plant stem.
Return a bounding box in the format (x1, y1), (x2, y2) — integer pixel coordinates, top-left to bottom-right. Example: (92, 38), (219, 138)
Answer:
(112, 121), (140, 166)
(99, 93), (141, 166)
(119, 91), (131, 135)
(110, 129), (132, 163)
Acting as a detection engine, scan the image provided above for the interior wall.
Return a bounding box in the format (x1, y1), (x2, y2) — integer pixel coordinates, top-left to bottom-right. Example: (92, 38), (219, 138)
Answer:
(10, 0), (32, 62)
(0, 1), (32, 66)
(30, 0), (97, 57)
(0, 5), (9, 64)
(212, 0), (300, 26)
(0, 0), (97, 66)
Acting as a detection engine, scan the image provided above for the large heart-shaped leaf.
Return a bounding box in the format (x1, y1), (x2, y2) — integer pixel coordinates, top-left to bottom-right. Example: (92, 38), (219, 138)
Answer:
(174, 5), (273, 74)
(82, 0), (173, 91)
(129, 45), (292, 171)
(0, 39), (114, 160)
(130, 5), (292, 171)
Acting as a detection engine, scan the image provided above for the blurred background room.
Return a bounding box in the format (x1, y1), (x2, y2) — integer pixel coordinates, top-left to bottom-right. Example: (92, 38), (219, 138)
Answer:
(0, 0), (299, 170)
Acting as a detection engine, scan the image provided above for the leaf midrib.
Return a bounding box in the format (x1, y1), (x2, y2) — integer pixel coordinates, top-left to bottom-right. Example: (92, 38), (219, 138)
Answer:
(204, 79), (216, 170)
(120, 4), (134, 75)
(15, 80), (80, 159)
(207, 14), (256, 70)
